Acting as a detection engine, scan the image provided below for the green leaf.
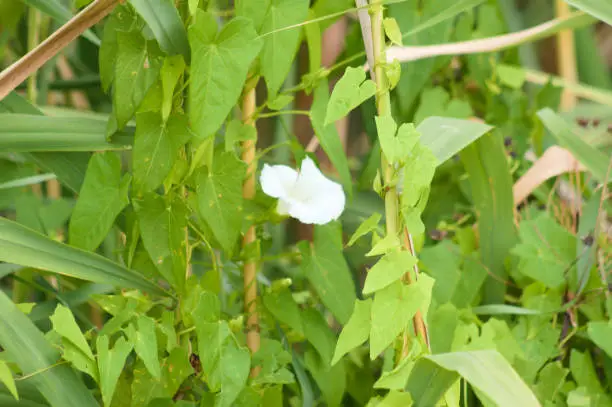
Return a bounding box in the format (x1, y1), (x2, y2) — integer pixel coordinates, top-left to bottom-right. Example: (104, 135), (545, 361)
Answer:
(252, 339), (294, 386)
(459, 133), (517, 303)
(260, 0), (310, 98)
(22, 0), (100, 45)
(419, 242), (461, 304)
(135, 194), (188, 291)
(130, 0), (190, 59)
(370, 275), (434, 359)
(302, 308), (336, 365)
(0, 114), (132, 152)
(0, 217), (165, 295)
(408, 350), (540, 407)
(160, 55), (186, 121)
(347, 213), (382, 247)
(389, 0), (455, 116)
(413, 87), (473, 125)
(300, 223), (357, 324)
(133, 113), (191, 193)
(129, 316), (162, 379)
(325, 67), (376, 125)
(69, 152), (131, 251)
(363, 251), (417, 295)
(310, 78), (353, 197)
(569, 349), (610, 398)
(304, 348), (346, 407)
(130, 347), (193, 407)
(235, 0), (270, 32)
(97, 335), (134, 407)
(375, 114), (420, 165)
(366, 234), (401, 257)
(383, 17), (403, 46)
(99, 5), (138, 92)
(196, 151), (246, 254)
(195, 321), (250, 407)
(566, 0), (612, 26)
(114, 30), (163, 129)
(0, 360), (18, 400)
(537, 108), (610, 184)
(497, 64), (526, 89)
(378, 391), (413, 407)
(263, 287), (304, 335)
(587, 321), (612, 359)
(332, 299), (372, 365)
(224, 119), (257, 153)
(50, 303), (96, 360)
(512, 214), (577, 289)
(0, 291), (98, 407)
(375, 353), (420, 390)
(417, 117), (493, 165)
(189, 12), (262, 138)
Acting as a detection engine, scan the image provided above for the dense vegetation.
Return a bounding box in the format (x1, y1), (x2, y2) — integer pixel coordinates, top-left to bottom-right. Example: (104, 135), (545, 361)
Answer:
(0, 0), (611, 406)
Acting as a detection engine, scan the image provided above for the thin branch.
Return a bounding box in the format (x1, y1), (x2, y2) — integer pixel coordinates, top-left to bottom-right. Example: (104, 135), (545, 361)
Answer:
(0, 0), (119, 100)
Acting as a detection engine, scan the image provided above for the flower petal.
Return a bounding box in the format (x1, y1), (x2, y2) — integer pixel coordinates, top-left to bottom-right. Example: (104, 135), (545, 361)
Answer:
(260, 163), (298, 199)
(286, 157), (346, 224)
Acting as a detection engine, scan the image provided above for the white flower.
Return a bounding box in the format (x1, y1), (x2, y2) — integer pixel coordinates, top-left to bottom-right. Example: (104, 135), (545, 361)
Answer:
(260, 157), (346, 225)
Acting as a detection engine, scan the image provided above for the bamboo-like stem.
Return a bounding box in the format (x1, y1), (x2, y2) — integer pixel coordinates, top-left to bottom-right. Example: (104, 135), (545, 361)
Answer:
(242, 87), (260, 377)
(369, 0), (429, 359)
(0, 0), (119, 100)
(555, 0), (578, 111)
(26, 8), (41, 104)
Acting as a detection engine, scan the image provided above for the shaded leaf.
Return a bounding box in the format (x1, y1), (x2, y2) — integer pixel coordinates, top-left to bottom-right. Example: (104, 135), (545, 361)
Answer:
(135, 194), (188, 291)
(133, 112), (191, 193)
(300, 223), (357, 324)
(310, 78), (353, 197)
(196, 151), (246, 254)
(130, 0), (190, 59)
(69, 152), (131, 251)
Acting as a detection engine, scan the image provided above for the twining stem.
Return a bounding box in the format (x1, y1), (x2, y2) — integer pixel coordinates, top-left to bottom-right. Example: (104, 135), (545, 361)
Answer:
(370, 0), (429, 357)
(242, 87), (260, 376)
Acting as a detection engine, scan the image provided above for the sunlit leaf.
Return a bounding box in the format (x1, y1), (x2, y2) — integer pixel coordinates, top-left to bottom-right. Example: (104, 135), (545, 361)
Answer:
(189, 11), (262, 138)
(332, 299), (372, 365)
(97, 335), (134, 407)
(326, 67), (376, 125)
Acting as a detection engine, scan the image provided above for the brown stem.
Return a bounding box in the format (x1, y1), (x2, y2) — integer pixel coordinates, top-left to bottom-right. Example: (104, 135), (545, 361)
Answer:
(0, 0), (119, 100)
(401, 228), (430, 355)
(242, 87), (260, 377)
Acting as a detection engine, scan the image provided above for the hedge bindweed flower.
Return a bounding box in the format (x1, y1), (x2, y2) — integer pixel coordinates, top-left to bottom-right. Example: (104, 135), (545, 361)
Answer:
(260, 157), (345, 225)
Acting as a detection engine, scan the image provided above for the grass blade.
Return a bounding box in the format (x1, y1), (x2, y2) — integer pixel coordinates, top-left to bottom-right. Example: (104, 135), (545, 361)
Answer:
(460, 133), (517, 303)
(0, 217), (167, 296)
(0, 291), (98, 407)
(0, 114), (132, 152)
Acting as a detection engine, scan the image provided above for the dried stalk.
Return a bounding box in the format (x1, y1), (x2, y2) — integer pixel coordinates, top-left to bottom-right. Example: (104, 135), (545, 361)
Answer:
(0, 0), (119, 100)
